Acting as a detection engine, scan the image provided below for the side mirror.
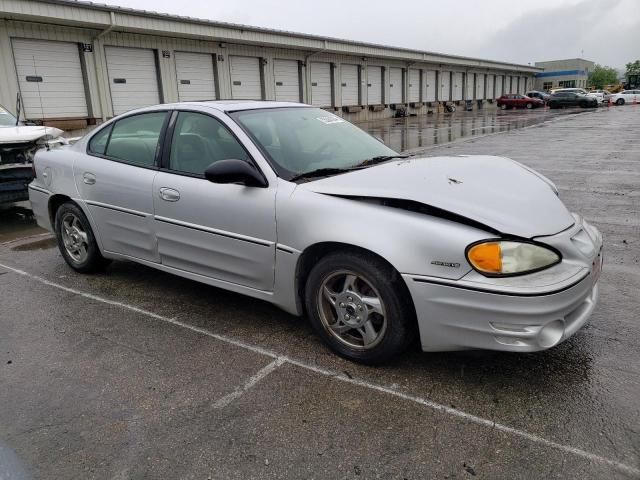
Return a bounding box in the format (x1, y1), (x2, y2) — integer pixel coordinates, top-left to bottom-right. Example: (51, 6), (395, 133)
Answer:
(204, 159), (267, 188)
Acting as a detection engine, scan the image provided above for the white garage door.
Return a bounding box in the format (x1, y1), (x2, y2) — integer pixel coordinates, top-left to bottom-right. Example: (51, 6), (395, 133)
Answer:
(452, 72), (463, 101)
(520, 77), (528, 94)
(12, 38), (88, 119)
(486, 75), (495, 99)
(465, 73), (474, 100)
(175, 52), (216, 102)
(476, 74), (485, 100)
(273, 59), (300, 102)
(408, 69), (420, 103)
(310, 62), (332, 107)
(341, 64), (359, 106)
(367, 66), (383, 105)
(389, 67), (403, 104)
(496, 75), (504, 96)
(230, 56), (262, 100)
(439, 71), (451, 101)
(424, 71), (436, 102)
(105, 46), (160, 116)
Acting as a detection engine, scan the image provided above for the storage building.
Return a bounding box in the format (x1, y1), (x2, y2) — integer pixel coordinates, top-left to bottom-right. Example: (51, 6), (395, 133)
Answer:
(0, 0), (541, 130)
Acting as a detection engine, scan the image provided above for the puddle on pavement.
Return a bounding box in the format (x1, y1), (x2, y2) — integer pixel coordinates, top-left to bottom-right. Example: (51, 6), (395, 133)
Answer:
(361, 108), (586, 153)
(0, 202), (45, 243)
(11, 236), (56, 251)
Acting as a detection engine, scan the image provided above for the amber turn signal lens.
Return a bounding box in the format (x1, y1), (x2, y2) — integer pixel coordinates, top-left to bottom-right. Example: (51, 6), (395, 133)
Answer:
(467, 242), (502, 273)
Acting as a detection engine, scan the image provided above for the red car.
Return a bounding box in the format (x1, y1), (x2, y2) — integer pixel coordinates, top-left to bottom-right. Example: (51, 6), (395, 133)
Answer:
(497, 94), (545, 110)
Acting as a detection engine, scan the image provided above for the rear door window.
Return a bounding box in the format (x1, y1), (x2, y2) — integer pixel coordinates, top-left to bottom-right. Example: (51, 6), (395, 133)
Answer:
(104, 112), (167, 167)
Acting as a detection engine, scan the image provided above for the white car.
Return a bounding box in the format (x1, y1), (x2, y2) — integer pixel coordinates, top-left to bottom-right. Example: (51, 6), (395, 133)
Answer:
(0, 104), (66, 204)
(549, 88), (588, 95)
(588, 90), (611, 104)
(609, 90), (640, 105)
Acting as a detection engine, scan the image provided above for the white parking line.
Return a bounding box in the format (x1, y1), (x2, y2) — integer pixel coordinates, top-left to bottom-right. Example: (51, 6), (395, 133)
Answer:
(1, 261), (638, 477)
(212, 357), (286, 409)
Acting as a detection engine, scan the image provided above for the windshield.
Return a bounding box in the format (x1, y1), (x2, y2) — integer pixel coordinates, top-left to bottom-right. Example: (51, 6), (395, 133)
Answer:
(230, 107), (398, 180)
(0, 105), (18, 127)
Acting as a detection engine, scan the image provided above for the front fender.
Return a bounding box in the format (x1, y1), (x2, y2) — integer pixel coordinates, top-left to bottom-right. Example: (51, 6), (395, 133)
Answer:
(278, 186), (494, 280)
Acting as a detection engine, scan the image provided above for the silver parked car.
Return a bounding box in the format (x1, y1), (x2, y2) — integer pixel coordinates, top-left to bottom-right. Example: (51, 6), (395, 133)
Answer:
(28, 101), (603, 363)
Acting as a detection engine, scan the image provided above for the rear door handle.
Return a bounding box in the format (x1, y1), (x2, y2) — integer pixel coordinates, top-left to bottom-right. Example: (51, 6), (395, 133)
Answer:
(159, 187), (180, 202)
(82, 172), (96, 185)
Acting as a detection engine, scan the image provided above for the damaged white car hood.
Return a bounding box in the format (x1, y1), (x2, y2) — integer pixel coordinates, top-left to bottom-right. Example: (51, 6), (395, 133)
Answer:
(301, 155), (575, 238)
(0, 125), (65, 144)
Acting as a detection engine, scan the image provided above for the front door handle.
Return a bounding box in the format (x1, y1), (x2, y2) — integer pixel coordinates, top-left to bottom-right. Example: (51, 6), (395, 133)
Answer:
(159, 187), (180, 202)
(82, 172), (96, 185)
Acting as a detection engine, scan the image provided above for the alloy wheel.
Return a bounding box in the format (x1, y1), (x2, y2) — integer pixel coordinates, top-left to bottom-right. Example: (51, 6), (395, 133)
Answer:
(60, 212), (89, 263)
(317, 270), (387, 350)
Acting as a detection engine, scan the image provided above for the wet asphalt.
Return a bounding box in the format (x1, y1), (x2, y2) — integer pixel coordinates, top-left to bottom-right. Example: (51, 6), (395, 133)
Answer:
(0, 105), (639, 479)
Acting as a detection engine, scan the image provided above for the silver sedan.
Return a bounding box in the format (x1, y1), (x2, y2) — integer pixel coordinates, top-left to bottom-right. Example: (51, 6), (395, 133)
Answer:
(28, 101), (603, 364)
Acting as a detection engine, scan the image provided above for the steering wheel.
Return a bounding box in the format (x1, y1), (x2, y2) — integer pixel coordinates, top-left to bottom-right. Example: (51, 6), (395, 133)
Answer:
(313, 141), (340, 156)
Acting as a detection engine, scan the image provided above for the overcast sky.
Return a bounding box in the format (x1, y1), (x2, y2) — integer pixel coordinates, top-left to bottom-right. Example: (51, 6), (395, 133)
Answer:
(105, 0), (639, 69)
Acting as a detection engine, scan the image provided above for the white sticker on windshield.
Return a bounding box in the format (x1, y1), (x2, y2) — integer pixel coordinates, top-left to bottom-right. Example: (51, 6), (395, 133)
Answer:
(316, 115), (344, 125)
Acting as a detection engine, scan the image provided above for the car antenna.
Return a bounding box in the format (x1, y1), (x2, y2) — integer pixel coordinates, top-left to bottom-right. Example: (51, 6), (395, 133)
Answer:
(31, 54), (46, 130)
(15, 91), (21, 126)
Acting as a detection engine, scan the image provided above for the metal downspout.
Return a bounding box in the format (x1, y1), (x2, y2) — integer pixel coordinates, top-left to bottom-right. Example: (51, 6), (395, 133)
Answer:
(92, 11), (116, 122)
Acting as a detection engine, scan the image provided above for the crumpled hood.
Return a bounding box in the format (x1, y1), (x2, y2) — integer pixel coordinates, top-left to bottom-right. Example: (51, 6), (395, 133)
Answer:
(301, 155), (575, 238)
(0, 125), (64, 144)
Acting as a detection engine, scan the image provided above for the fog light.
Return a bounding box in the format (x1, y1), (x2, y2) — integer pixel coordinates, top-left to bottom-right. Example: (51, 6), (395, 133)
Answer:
(537, 320), (565, 348)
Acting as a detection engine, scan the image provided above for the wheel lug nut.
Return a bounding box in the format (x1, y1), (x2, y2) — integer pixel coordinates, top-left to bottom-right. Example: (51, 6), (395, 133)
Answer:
(356, 316), (360, 320)
(358, 305), (363, 311)
(347, 296), (352, 301)
(345, 314), (350, 320)
(339, 302), (345, 308)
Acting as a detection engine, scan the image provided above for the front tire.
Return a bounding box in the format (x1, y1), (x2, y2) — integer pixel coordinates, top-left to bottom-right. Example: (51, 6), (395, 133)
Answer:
(304, 251), (415, 364)
(616, 98), (625, 105)
(54, 202), (110, 273)
(500, 103), (507, 110)
(526, 103), (533, 109)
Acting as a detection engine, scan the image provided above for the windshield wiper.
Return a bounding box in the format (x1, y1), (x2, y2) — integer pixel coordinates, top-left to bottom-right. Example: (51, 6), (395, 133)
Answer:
(289, 167), (355, 182)
(356, 154), (412, 167)
(289, 155), (412, 182)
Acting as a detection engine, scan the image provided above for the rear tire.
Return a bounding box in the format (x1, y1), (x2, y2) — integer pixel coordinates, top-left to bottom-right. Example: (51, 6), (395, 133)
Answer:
(54, 202), (111, 273)
(304, 251), (416, 364)
(526, 103), (533, 109)
(500, 103), (507, 110)
(616, 98), (625, 105)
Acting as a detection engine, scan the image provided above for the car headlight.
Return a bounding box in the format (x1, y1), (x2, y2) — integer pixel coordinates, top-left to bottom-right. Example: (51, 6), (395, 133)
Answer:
(466, 241), (561, 276)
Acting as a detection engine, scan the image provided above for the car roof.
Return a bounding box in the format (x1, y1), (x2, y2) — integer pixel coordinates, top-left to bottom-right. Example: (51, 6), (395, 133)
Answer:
(114, 100), (313, 117)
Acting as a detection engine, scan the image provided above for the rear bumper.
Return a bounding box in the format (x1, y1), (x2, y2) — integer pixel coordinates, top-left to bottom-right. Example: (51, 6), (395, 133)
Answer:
(404, 268), (600, 352)
(27, 184), (53, 231)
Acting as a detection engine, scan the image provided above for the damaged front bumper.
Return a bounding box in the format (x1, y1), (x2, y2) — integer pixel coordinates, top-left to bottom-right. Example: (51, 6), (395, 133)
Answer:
(0, 138), (64, 204)
(0, 162), (33, 204)
(403, 215), (603, 352)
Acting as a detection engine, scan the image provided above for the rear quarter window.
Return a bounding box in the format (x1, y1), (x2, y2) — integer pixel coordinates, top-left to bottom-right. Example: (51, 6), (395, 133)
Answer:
(88, 125), (112, 155)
